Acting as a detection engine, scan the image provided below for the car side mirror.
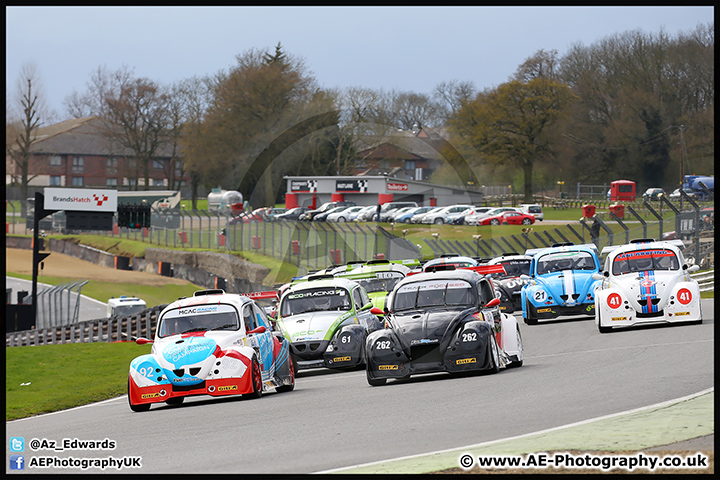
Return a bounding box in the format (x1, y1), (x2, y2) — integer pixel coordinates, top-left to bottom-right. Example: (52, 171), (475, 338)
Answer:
(135, 337), (153, 345)
(247, 326), (267, 335)
(592, 273), (604, 280)
(370, 307), (384, 316)
(685, 264), (700, 273)
(484, 298), (501, 308)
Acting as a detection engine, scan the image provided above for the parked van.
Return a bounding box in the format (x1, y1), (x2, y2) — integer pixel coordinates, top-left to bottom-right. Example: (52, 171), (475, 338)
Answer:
(107, 296), (147, 317)
(518, 204), (544, 222)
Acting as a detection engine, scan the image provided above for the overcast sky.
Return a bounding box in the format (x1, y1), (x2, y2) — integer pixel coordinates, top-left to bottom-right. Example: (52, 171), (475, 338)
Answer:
(5, 6), (714, 121)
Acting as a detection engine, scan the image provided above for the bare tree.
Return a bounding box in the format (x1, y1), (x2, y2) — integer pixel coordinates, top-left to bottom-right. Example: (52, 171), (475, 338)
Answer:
(6, 64), (55, 215)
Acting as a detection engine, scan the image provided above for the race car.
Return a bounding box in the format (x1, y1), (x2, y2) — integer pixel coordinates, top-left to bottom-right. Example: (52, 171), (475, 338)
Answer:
(336, 259), (419, 317)
(593, 239), (702, 333)
(365, 267), (523, 386)
(520, 243), (602, 325)
(274, 276), (384, 371)
(128, 289), (295, 412)
(420, 254), (479, 272)
(481, 253), (533, 313)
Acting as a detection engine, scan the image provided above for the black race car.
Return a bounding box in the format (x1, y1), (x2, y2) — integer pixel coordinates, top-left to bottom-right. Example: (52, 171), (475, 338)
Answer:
(482, 254), (533, 313)
(365, 267), (523, 386)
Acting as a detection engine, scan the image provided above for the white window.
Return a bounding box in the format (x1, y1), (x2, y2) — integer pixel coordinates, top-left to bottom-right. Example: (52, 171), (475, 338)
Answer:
(50, 176), (62, 186)
(72, 156), (84, 173)
(71, 177), (83, 186)
(107, 158), (118, 174)
(106, 178), (118, 186)
(153, 160), (164, 169)
(50, 155), (62, 166)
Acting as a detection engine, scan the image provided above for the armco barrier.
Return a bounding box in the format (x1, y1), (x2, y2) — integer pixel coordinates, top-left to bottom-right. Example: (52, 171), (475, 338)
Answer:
(5, 305), (165, 347)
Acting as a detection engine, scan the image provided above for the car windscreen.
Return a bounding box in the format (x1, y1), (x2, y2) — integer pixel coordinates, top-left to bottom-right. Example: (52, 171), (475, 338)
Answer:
(112, 304), (147, 316)
(352, 272), (405, 293)
(392, 279), (475, 311)
(281, 287), (351, 316)
(536, 251), (597, 275)
(158, 304), (240, 338)
(496, 259), (531, 277)
(612, 249), (679, 275)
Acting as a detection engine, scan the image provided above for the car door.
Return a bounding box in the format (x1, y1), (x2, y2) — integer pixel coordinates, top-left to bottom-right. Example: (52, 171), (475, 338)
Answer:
(242, 302), (274, 376)
(353, 286), (379, 332)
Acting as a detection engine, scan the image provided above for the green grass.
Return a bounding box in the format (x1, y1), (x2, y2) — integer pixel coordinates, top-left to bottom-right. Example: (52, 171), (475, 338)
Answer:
(6, 342), (151, 421)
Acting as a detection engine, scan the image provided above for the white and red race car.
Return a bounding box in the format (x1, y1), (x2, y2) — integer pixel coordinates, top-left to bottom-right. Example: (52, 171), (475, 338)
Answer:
(128, 289), (294, 411)
(593, 239), (702, 333)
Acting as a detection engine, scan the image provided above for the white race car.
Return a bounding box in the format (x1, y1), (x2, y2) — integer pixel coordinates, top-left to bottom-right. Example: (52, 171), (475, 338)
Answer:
(593, 239), (702, 333)
(128, 289), (295, 411)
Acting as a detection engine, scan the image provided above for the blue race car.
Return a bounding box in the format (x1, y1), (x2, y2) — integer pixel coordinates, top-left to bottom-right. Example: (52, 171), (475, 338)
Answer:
(520, 243), (602, 325)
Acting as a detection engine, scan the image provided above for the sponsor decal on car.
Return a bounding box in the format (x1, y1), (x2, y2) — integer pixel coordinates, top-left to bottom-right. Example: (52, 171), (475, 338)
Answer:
(333, 356), (351, 362)
(456, 358), (477, 365)
(537, 308), (553, 313)
(611, 316), (627, 322)
(217, 385), (238, 392)
(674, 311), (690, 316)
(379, 365), (399, 370)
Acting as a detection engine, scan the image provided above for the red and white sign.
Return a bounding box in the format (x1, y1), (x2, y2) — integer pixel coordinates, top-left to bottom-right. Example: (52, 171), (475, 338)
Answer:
(44, 188), (118, 212)
(387, 183), (408, 191)
(607, 293), (622, 309)
(676, 288), (693, 305)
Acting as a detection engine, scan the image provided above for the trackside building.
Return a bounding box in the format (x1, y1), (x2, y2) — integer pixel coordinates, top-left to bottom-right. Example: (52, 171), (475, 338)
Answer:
(284, 176), (484, 209)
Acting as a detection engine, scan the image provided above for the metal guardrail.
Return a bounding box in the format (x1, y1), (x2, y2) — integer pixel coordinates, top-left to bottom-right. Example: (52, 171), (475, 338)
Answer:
(691, 270), (715, 292)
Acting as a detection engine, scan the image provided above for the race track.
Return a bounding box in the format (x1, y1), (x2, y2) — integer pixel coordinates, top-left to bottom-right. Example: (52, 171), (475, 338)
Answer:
(6, 299), (714, 474)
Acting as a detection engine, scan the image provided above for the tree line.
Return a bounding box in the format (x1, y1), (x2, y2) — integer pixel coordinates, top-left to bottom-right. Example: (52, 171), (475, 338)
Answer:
(7, 23), (714, 208)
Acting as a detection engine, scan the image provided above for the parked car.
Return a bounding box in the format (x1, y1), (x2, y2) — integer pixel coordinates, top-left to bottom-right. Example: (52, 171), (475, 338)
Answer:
(273, 276), (384, 371)
(274, 206), (310, 221)
(421, 204), (474, 225)
(446, 205), (477, 225)
(642, 188), (666, 200)
(478, 211), (535, 226)
(263, 207), (288, 221)
(378, 201), (419, 222)
(466, 207), (519, 225)
(669, 188), (699, 199)
(411, 206), (443, 224)
(313, 205), (349, 222)
(384, 206), (415, 223)
(299, 201), (356, 221)
(394, 206), (434, 223)
(354, 205), (380, 222)
(128, 289), (295, 411)
(593, 239), (702, 333)
(463, 207), (494, 226)
(229, 207), (267, 224)
(518, 204), (544, 222)
(326, 205), (366, 222)
(365, 267), (523, 386)
(520, 243), (602, 325)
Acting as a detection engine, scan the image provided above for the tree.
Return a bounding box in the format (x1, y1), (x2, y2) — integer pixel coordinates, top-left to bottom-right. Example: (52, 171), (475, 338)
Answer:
(451, 77), (576, 202)
(6, 64), (55, 216)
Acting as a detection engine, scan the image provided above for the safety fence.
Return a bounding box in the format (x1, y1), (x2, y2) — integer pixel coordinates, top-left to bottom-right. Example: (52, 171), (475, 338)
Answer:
(6, 305), (165, 347)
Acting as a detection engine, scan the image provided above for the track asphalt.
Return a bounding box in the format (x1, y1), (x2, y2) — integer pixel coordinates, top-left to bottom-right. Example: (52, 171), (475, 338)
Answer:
(318, 388), (714, 474)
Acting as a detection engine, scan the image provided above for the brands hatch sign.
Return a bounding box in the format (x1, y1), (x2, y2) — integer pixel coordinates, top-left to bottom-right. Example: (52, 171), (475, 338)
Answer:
(44, 188), (117, 212)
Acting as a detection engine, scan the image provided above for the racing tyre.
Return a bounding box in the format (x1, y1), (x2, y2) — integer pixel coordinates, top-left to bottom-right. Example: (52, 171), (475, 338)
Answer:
(487, 335), (500, 374)
(276, 356), (295, 393)
(524, 300), (538, 325)
(507, 328), (523, 368)
(597, 313), (612, 334)
(243, 357), (263, 399)
(128, 378), (150, 412)
(367, 369), (387, 386)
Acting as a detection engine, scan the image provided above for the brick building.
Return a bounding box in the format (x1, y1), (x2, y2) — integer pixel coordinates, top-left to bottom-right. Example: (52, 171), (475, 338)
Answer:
(6, 116), (188, 189)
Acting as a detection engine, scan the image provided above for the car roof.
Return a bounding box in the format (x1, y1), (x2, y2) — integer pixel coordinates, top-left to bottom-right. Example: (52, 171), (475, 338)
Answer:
(164, 290), (250, 312)
(601, 239), (684, 258)
(284, 276), (358, 295)
(526, 243), (599, 258)
(397, 267), (483, 286)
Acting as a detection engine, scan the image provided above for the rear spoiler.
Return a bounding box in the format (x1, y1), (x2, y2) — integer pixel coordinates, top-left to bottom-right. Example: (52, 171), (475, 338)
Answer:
(463, 264), (507, 275)
(243, 291), (279, 301)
